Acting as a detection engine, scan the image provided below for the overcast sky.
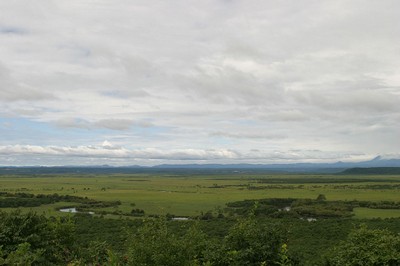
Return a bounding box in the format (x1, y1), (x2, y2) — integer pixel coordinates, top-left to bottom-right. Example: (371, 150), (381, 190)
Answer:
(1, 0), (400, 166)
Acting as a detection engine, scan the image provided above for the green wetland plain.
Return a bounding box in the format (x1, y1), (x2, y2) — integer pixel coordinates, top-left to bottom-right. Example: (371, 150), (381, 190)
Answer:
(1, 172), (400, 217)
(1, 169), (400, 265)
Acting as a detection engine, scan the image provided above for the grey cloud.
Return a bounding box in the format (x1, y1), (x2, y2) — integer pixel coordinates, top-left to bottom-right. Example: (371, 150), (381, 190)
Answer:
(289, 87), (400, 113)
(12, 108), (44, 117)
(94, 119), (137, 131)
(0, 63), (54, 102)
(54, 118), (91, 129)
(100, 89), (150, 99)
(177, 57), (284, 106)
(259, 110), (309, 122)
(0, 87), (54, 102)
(95, 119), (154, 130)
(0, 25), (27, 35)
(211, 131), (286, 140)
(54, 118), (152, 131)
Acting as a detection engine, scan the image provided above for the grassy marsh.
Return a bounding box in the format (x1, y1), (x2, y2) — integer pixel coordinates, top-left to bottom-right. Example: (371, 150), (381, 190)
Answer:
(1, 173), (399, 217)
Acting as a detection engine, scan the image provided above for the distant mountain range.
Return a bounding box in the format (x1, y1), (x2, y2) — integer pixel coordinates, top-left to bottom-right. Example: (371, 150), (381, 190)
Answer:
(1, 156), (400, 175)
(152, 156), (400, 170)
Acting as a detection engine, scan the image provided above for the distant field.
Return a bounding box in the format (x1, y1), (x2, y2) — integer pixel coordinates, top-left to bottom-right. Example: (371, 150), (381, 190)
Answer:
(353, 207), (400, 219)
(1, 173), (399, 217)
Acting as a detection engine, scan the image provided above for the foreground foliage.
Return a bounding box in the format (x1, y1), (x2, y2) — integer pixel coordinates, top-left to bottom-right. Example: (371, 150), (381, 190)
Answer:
(0, 210), (75, 265)
(126, 210), (294, 266)
(326, 225), (400, 266)
(1, 211), (400, 265)
(0, 211), (294, 265)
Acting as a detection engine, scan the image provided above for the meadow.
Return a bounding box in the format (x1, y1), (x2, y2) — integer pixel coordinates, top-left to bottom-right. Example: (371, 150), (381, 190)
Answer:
(1, 173), (399, 218)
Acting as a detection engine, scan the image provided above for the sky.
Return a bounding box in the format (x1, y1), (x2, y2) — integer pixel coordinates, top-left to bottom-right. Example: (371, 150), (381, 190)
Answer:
(1, 0), (400, 166)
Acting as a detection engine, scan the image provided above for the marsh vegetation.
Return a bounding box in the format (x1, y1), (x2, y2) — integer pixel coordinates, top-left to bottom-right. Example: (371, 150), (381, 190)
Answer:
(0, 171), (399, 265)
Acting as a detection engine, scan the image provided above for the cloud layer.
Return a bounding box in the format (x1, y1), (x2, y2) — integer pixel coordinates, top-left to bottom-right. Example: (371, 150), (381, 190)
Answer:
(0, 143), (369, 166)
(1, 1), (400, 165)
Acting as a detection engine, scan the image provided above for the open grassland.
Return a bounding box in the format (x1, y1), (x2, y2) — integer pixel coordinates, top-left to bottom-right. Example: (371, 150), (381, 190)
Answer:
(1, 173), (400, 217)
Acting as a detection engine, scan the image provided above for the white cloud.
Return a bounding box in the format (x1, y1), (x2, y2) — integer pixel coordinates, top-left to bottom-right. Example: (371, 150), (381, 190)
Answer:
(0, 144), (239, 161)
(0, 144), (373, 166)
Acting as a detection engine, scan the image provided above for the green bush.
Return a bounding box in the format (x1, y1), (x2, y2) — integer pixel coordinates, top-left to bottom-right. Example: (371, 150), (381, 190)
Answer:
(0, 210), (76, 265)
(326, 225), (400, 266)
